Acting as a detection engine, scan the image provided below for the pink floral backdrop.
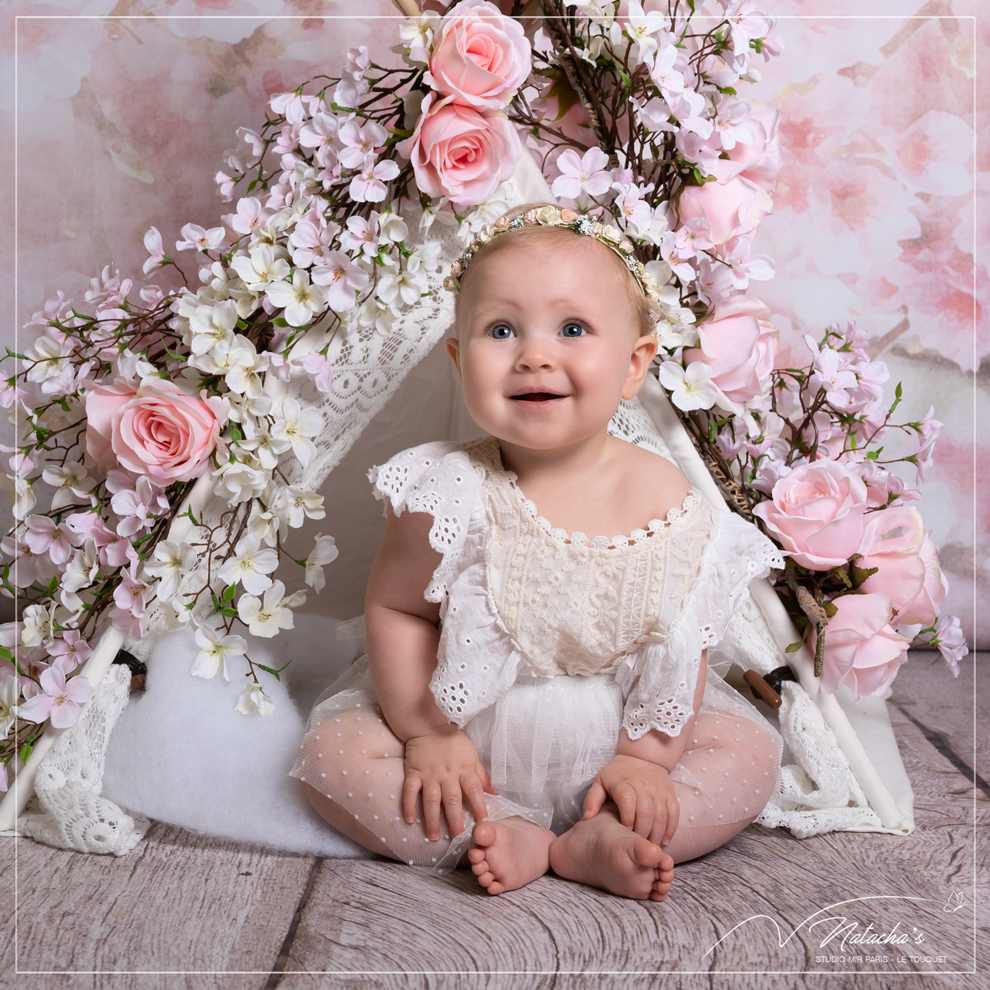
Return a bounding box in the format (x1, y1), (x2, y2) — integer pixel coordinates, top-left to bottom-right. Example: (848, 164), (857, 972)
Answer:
(2, 0), (985, 644)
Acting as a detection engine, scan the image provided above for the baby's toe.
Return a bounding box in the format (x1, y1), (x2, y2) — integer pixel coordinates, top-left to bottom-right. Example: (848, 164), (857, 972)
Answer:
(472, 821), (497, 847)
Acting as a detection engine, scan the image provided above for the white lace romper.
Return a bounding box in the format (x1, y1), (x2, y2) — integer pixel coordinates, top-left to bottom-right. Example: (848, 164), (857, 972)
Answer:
(293, 435), (784, 866)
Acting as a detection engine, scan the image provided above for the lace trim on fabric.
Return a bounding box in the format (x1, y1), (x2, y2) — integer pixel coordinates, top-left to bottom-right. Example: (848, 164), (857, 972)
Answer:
(504, 468), (701, 549)
(618, 512), (783, 740)
(369, 442), (483, 603)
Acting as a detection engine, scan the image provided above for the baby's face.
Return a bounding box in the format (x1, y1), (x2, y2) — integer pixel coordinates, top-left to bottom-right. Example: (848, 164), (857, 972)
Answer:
(447, 234), (656, 454)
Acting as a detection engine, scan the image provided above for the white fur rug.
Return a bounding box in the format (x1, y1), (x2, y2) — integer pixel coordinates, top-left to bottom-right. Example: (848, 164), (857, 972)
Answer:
(103, 614), (369, 858)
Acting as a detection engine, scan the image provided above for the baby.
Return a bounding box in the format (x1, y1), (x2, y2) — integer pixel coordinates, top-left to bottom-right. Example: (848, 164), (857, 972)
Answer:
(291, 205), (782, 900)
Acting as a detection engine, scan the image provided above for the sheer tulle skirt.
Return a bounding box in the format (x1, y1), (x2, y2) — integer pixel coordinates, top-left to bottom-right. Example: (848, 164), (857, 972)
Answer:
(291, 657), (782, 871)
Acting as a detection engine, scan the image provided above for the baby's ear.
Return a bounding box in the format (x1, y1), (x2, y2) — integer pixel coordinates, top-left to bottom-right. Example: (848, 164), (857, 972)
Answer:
(445, 337), (462, 378)
(622, 334), (659, 400)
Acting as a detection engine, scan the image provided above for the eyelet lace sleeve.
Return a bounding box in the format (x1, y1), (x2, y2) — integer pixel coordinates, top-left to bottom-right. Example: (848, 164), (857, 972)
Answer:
(368, 442), (484, 603)
(616, 511), (784, 739)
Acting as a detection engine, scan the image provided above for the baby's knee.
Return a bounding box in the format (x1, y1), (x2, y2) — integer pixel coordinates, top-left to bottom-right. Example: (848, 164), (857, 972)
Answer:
(314, 706), (401, 759)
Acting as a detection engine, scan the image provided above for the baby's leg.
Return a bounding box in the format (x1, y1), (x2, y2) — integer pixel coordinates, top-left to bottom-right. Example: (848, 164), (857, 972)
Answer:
(549, 708), (778, 900)
(660, 707), (781, 864)
(293, 704), (554, 889)
(294, 704), (453, 869)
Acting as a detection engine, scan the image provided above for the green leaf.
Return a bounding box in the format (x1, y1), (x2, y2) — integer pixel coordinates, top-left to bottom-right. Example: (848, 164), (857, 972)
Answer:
(5, 347), (28, 360)
(537, 66), (580, 122)
(222, 583), (237, 602)
(0, 646), (11, 661)
(822, 599), (838, 618)
(849, 564), (879, 588)
(221, 607), (239, 618)
(258, 660), (292, 682)
(211, 592), (222, 615)
(889, 381), (903, 414)
(231, 426), (243, 443)
(784, 641), (802, 654)
(272, 317), (289, 327)
(20, 742), (32, 765)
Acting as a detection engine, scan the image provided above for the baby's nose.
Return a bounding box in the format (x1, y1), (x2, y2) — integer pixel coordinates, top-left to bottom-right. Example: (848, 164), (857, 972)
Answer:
(516, 338), (555, 370)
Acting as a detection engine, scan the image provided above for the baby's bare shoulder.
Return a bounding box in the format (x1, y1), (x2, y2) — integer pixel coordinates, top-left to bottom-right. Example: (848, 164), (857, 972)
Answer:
(613, 441), (692, 519)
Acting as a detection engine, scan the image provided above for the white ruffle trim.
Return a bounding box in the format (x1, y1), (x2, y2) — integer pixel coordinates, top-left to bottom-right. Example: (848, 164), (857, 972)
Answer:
(369, 441), (484, 603)
(616, 511), (785, 740)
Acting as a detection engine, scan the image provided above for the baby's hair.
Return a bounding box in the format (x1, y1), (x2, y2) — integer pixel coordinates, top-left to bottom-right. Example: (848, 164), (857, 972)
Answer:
(454, 203), (660, 339)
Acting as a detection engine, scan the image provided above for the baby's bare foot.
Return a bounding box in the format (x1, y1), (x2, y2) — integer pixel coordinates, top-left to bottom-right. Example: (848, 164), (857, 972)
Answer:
(549, 808), (675, 901)
(467, 818), (554, 895)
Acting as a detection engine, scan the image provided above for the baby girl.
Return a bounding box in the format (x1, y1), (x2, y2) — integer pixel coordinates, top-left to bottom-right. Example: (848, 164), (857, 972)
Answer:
(291, 204), (782, 900)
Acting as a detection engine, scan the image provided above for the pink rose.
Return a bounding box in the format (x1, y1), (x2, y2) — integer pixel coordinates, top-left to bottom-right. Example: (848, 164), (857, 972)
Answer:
(403, 93), (521, 205)
(677, 157), (773, 245)
(856, 506), (947, 627)
(684, 295), (777, 414)
(754, 460), (870, 570)
(85, 380), (227, 484)
(814, 593), (910, 698)
(428, 0), (531, 110)
(726, 104), (782, 194)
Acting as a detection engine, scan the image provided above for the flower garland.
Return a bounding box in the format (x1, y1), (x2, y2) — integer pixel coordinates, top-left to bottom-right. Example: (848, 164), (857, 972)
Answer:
(0, 0), (966, 793)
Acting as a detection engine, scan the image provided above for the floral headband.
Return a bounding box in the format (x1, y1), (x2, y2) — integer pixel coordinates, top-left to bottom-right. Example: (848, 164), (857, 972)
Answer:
(442, 205), (660, 302)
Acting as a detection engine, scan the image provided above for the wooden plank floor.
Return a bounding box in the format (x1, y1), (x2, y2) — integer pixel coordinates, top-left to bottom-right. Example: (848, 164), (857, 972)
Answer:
(2, 650), (986, 990)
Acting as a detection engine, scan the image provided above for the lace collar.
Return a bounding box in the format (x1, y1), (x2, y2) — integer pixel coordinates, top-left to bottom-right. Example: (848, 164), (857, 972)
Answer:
(469, 435), (703, 551)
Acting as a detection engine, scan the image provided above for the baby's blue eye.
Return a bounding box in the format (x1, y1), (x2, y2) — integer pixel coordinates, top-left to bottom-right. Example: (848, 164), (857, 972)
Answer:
(561, 322), (587, 338)
(489, 324), (514, 339)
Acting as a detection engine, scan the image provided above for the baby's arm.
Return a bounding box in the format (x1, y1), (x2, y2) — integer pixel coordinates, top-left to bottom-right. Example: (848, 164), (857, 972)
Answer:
(583, 651), (708, 846)
(365, 504), (495, 841)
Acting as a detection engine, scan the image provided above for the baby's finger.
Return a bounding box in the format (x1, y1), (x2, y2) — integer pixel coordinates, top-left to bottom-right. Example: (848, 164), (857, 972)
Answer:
(401, 773), (422, 826)
(422, 780), (443, 840)
(442, 785), (465, 837)
(662, 795), (681, 846)
(462, 771), (490, 825)
(477, 764), (499, 796)
(633, 794), (655, 839)
(613, 782), (638, 830)
(583, 779), (607, 819)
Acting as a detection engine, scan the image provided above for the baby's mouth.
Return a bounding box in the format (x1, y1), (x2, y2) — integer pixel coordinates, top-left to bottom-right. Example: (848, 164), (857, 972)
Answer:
(511, 392), (565, 402)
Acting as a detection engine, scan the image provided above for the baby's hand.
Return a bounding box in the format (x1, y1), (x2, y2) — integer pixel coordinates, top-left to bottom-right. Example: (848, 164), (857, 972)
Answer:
(583, 754), (680, 847)
(402, 724), (498, 841)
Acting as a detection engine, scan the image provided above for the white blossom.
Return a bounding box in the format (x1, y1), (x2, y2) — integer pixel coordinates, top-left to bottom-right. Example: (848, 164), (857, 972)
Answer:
(217, 533), (279, 595)
(235, 681), (275, 716)
(376, 268), (426, 308)
(21, 604), (55, 649)
(237, 579), (295, 638)
(304, 534), (339, 593)
(214, 460), (269, 504)
(658, 361), (718, 411)
(191, 624), (247, 682)
(41, 462), (96, 511)
(271, 398), (322, 468)
(144, 540), (197, 601)
(225, 335), (270, 398)
(284, 486), (326, 528)
(230, 245), (290, 292)
(189, 299), (238, 356)
(265, 270), (327, 328)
